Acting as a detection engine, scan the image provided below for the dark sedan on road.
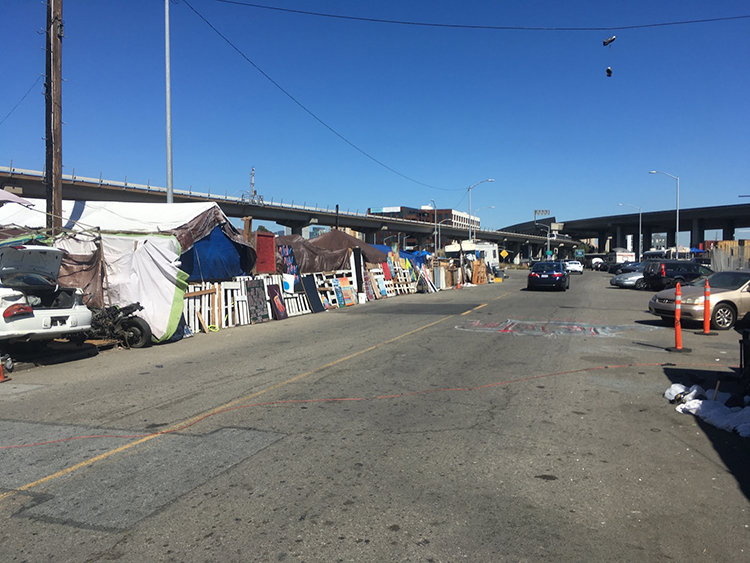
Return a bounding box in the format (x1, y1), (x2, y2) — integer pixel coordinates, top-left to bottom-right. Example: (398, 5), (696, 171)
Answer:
(527, 261), (570, 291)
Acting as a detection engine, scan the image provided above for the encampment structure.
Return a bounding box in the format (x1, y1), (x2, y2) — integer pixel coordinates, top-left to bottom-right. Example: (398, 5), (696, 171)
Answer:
(0, 199), (256, 342)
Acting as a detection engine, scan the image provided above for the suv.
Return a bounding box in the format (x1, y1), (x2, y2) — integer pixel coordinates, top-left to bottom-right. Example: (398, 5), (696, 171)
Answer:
(642, 260), (713, 291)
(0, 246), (92, 344)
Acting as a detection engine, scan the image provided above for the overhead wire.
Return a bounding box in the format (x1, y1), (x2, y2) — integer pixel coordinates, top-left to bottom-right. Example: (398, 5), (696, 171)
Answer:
(215, 1), (750, 32)
(181, 0), (456, 191)
(0, 74), (43, 128)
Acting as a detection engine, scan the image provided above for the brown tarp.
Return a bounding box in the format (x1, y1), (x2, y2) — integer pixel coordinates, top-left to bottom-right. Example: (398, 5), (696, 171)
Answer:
(275, 234), (350, 274)
(308, 230), (387, 264)
(58, 245), (105, 308)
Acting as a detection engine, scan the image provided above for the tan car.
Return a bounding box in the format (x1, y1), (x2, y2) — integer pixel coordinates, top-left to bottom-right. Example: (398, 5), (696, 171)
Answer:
(648, 270), (750, 330)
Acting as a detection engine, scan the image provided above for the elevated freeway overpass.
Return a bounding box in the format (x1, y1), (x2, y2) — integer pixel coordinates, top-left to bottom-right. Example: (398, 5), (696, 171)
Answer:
(0, 166), (578, 259)
(561, 205), (749, 251)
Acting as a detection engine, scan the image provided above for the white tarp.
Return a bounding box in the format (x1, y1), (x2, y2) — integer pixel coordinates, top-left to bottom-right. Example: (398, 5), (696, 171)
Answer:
(0, 198), (217, 234)
(56, 232), (185, 342)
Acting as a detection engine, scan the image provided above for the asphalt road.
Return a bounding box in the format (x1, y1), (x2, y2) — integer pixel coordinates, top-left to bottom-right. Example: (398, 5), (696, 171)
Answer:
(1, 271), (748, 562)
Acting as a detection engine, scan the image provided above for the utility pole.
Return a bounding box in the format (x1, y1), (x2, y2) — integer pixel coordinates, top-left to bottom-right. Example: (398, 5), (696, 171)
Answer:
(165, 0), (174, 203)
(45, 0), (63, 232)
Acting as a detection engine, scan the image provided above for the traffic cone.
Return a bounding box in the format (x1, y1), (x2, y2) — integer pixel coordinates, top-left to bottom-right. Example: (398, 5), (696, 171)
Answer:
(668, 282), (691, 353)
(0, 364), (10, 383)
(697, 278), (717, 336)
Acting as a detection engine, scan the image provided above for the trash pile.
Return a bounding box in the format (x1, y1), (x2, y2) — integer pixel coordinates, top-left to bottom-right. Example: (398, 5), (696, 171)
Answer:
(664, 383), (750, 438)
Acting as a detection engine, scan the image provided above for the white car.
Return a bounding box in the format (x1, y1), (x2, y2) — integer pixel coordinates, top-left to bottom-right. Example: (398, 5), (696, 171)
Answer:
(564, 260), (584, 274)
(0, 246), (92, 343)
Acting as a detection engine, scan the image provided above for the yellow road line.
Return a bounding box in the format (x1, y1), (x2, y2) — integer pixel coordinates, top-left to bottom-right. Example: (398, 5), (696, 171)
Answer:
(3, 295), (512, 503)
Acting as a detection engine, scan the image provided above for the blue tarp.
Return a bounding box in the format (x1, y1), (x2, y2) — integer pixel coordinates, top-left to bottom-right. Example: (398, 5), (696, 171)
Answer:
(180, 225), (249, 282)
(372, 245), (429, 267)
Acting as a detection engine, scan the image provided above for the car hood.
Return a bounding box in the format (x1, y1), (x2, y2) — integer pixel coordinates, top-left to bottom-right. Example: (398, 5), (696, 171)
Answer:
(0, 246), (63, 283)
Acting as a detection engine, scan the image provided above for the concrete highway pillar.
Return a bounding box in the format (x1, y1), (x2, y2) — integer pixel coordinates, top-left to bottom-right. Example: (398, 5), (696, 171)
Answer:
(364, 231), (376, 245)
(642, 226), (653, 252)
(597, 232), (608, 253)
(690, 219), (704, 249)
(615, 225), (624, 249)
(666, 230), (676, 248)
(722, 219), (735, 241)
(291, 224), (303, 236)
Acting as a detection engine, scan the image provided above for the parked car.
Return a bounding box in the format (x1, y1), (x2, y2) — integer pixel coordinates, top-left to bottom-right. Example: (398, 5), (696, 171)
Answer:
(642, 260), (713, 291)
(606, 261), (636, 274)
(563, 260), (584, 275)
(609, 262), (651, 289)
(0, 246), (92, 344)
(617, 262), (642, 274)
(527, 261), (570, 291)
(648, 270), (750, 330)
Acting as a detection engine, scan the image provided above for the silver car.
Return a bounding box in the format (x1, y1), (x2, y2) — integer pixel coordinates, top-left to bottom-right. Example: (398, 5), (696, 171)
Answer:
(648, 269), (750, 330)
(610, 262), (648, 289)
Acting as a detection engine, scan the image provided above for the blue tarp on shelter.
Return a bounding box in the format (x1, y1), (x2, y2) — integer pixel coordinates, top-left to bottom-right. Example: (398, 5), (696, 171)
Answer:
(181, 225), (248, 282)
(372, 245), (429, 267)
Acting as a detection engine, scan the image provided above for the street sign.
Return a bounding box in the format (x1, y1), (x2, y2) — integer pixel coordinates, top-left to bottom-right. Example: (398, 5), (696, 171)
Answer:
(500, 249), (509, 259)
(546, 250), (553, 256)
(575, 249), (584, 258)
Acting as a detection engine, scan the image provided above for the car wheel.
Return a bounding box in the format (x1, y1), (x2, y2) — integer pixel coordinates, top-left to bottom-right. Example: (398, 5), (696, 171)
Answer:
(711, 303), (736, 331)
(566, 278), (570, 289)
(117, 316), (153, 348)
(635, 279), (648, 290)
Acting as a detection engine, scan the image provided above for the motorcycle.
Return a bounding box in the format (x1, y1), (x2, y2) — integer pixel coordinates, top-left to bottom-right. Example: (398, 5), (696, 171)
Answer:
(86, 302), (152, 348)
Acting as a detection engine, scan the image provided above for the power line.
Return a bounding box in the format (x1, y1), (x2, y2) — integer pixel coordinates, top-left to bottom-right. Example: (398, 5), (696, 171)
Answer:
(0, 75), (43, 128)
(216, 1), (750, 32)
(182, 0), (459, 191)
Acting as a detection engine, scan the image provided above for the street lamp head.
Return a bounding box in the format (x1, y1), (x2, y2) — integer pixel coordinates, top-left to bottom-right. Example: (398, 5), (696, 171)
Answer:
(648, 171), (657, 174)
(488, 179), (495, 182)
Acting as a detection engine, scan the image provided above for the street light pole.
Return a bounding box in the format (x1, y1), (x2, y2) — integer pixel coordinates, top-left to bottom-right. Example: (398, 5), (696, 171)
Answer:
(430, 199), (438, 288)
(649, 170), (679, 257)
(472, 205), (495, 241)
(165, 0), (174, 203)
(618, 202), (642, 262)
(467, 178), (494, 241)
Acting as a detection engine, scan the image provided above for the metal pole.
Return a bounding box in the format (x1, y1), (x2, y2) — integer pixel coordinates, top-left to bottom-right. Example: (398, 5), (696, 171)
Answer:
(431, 199), (438, 289)
(165, 0), (174, 203)
(675, 176), (680, 258)
(468, 186), (472, 241)
(638, 207), (643, 262)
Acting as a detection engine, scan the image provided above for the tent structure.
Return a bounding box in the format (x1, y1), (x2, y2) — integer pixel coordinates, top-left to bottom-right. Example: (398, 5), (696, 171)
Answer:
(0, 199), (256, 342)
(275, 234), (351, 274)
(309, 229), (387, 264)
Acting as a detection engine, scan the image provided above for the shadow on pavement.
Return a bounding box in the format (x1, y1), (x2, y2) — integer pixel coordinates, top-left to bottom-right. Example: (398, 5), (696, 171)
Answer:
(662, 365), (750, 502)
(7, 341), (101, 369)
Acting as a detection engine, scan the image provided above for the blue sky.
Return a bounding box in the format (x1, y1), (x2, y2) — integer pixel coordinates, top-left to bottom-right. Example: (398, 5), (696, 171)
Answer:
(1, 1), (749, 239)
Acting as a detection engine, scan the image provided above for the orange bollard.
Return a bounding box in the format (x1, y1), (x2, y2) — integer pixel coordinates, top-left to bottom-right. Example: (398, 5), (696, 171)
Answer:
(668, 282), (691, 353)
(0, 364), (9, 384)
(698, 278), (717, 336)
(675, 282), (683, 349)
